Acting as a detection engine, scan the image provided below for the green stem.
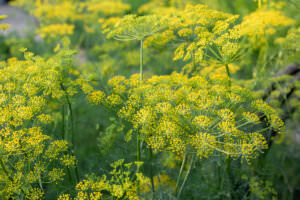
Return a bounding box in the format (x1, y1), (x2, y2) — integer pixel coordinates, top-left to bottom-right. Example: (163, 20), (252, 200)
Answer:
(137, 39), (144, 196)
(175, 153), (187, 194)
(220, 161), (226, 191)
(66, 99), (74, 148)
(140, 39), (144, 82)
(177, 154), (195, 199)
(60, 83), (80, 184)
(62, 105), (65, 140)
(217, 163), (221, 189)
(148, 147), (155, 194)
(192, 49), (196, 73)
(67, 101), (80, 184)
(136, 133), (141, 195)
(137, 134), (141, 163)
(38, 175), (44, 193)
(62, 104), (73, 183)
(225, 64), (232, 89)
(253, 38), (268, 89)
(226, 158), (233, 193)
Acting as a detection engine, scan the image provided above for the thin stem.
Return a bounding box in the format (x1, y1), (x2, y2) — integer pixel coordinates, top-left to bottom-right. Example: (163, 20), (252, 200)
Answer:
(136, 133), (141, 195)
(66, 99), (74, 148)
(217, 163), (222, 189)
(137, 39), (144, 196)
(177, 154), (196, 199)
(66, 166), (73, 184)
(192, 49), (196, 73)
(62, 105), (65, 140)
(60, 83), (80, 184)
(140, 39), (144, 82)
(226, 158), (233, 197)
(67, 102), (80, 184)
(38, 175), (44, 193)
(253, 32), (268, 89)
(225, 64), (232, 89)
(62, 104), (73, 183)
(220, 162), (226, 191)
(137, 135), (141, 163)
(148, 147), (155, 194)
(175, 153), (187, 194)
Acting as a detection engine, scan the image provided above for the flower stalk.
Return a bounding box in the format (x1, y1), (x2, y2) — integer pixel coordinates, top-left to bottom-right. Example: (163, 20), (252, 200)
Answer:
(175, 152), (187, 194)
(176, 154), (196, 199)
(60, 83), (80, 184)
(140, 39), (144, 82)
(225, 64), (232, 89)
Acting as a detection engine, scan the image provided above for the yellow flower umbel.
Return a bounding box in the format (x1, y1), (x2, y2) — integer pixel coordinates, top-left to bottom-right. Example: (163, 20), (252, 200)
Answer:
(237, 9), (295, 46)
(59, 160), (147, 200)
(32, 1), (77, 23)
(86, 0), (131, 17)
(275, 26), (300, 62)
(104, 14), (167, 41)
(103, 14), (168, 81)
(138, 0), (196, 15)
(37, 24), (75, 38)
(91, 72), (283, 163)
(0, 48), (81, 199)
(144, 4), (243, 79)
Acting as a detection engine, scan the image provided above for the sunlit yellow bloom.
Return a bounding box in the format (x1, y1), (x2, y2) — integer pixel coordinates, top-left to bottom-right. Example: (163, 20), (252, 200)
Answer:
(91, 72), (283, 161)
(37, 24), (75, 38)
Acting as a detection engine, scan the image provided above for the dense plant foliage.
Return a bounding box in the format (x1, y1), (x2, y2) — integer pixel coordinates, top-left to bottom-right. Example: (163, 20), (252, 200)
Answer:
(0, 0), (299, 199)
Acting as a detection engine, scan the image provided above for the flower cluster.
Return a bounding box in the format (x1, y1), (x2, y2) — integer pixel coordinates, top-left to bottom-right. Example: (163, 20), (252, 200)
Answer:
(86, 0), (131, 17)
(90, 73), (283, 162)
(58, 159), (148, 200)
(32, 1), (77, 23)
(237, 9), (295, 47)
(0, 48), (81, 198)
(275, 26), (300, 60)
(139, 4), (241, 66)
(104, 14), (168, 41)
(138, 0), (196, 14)
(37, 24), (75, 38)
